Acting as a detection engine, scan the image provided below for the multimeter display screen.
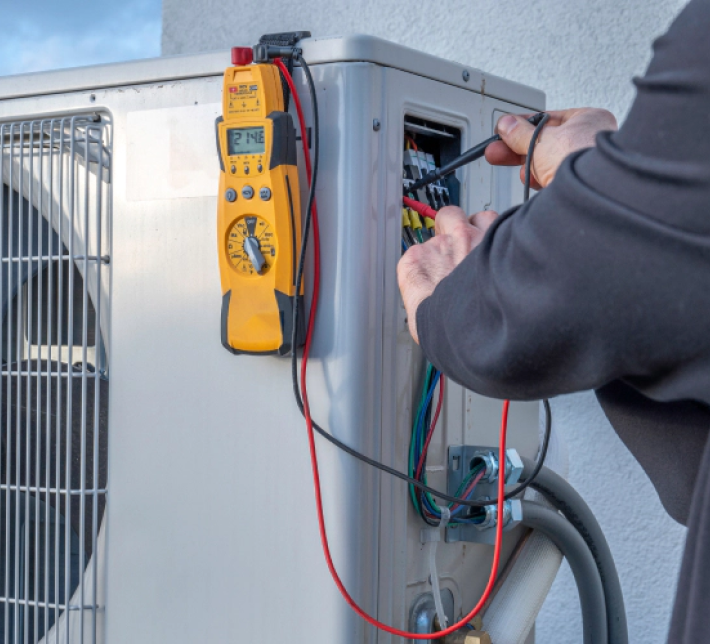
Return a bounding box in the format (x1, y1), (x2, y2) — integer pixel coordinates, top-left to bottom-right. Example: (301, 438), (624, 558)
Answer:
(227, 127), (265, 155)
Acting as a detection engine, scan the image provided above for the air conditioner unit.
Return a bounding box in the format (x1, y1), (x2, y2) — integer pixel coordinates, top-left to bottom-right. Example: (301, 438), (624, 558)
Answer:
(0, 35), (553, 644)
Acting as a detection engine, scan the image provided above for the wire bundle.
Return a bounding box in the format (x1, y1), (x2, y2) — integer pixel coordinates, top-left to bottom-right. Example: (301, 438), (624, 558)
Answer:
(408, 365), (488, 526)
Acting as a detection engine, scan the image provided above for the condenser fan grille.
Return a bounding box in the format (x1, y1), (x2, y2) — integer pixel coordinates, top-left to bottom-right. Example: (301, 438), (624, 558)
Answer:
(0, 116), (111, 644)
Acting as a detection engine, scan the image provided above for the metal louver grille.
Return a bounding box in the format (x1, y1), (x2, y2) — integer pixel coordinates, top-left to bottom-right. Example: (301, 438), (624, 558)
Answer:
(0, 116), (111, 644)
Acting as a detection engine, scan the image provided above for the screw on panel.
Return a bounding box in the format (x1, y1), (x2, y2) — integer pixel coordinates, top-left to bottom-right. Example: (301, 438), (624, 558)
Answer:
(90, 94), (96, 102)
(462, 70), (470, 82)
(373, 119), (381, 132)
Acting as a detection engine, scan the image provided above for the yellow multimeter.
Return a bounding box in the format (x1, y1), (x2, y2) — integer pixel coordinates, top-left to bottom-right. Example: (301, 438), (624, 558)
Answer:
(216, 52), (304, 356)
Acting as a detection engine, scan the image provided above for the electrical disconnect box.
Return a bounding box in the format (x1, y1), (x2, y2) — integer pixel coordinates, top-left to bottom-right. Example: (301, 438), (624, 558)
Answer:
(0, 35), (545, 643)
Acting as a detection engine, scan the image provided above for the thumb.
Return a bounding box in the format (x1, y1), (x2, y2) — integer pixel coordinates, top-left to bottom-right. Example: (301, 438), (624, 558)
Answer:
(495, 114), (535, 156)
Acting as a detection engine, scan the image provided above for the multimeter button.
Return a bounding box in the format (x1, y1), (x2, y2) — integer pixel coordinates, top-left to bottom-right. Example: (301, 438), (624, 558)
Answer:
(259, 187), (272, 201)
(244, 166), (250, 175)
(242, 185), (254, 199)
(225, 188), (237, 202)
(257, 164), (263, 172)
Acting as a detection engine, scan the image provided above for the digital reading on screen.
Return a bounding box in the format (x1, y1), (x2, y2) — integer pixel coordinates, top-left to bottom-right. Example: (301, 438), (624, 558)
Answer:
(227, 127), (265, 155)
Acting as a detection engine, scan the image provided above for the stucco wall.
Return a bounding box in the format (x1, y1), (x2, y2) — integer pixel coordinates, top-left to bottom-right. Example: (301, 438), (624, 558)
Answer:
(162, 1), (690, 641)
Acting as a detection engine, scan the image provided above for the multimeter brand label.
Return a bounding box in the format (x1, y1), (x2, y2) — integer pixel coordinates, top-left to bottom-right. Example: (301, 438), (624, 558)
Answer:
(227, 84), (261, 116)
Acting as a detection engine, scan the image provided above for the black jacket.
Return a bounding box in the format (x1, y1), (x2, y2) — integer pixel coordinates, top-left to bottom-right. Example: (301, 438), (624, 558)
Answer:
(416, 1), (710, 640)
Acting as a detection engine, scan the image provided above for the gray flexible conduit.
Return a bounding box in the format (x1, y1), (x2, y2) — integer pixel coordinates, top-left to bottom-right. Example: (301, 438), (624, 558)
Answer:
(520, 501), (608, 644)
(521, 458), (628, 644)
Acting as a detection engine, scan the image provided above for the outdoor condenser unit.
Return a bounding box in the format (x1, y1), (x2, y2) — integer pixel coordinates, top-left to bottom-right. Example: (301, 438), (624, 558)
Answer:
(0, 36), (552, 644)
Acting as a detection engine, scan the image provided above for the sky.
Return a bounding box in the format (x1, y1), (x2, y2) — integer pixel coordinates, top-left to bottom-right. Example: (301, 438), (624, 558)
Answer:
(0, 0), (162, 76)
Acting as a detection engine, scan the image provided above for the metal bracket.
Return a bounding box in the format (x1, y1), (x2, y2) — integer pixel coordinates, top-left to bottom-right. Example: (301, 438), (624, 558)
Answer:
(445, 445), (523, 544)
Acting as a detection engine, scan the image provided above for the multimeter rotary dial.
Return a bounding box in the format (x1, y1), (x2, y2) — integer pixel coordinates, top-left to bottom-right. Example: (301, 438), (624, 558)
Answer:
(227, 215), (276, 275)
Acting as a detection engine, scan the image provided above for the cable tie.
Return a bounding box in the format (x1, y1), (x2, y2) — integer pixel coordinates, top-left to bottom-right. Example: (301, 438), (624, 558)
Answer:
(420, 528), (441, 544)
(431, 506), (450, 629)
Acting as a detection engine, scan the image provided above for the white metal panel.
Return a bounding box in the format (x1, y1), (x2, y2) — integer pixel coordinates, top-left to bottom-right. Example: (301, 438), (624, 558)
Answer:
(125, 103), (221, 202)
(103, 66), (386, 643)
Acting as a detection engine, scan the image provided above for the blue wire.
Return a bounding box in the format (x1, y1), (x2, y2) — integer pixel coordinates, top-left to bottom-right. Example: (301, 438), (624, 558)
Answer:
(422, 491), (484, 525)
(450, 478), (480, 517)
(401, 238), (408, 252)
(422, 492), (440, 518)
(413, 371), (440, 474)
(422, 476), (482, 520)
(413, 367), (486, 525)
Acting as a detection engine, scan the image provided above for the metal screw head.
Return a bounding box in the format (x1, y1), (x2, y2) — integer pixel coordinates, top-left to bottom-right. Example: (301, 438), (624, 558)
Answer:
(462, 70), (470, 82)
(373, 118), (381, 132)
(90, 94), (96, 102)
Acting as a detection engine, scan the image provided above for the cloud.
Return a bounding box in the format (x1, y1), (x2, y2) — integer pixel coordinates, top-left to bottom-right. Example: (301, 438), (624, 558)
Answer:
(0, 0), (161, 76)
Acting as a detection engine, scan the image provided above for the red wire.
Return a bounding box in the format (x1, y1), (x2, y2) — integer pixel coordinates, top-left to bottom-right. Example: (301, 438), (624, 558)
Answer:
(276, 57), (510, 639)
(414, 376), (444, 510)
(415, 376), (445, 482)
(415, 377), (483, 516)
(449, 468), (487, 515)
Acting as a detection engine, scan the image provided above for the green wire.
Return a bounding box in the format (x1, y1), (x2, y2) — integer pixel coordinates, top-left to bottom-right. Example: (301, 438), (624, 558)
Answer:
(409, 362), (486, 524)
(418, 462), (485, 526)
(409, 367), (435, 513)
(408, 364), (434, 514)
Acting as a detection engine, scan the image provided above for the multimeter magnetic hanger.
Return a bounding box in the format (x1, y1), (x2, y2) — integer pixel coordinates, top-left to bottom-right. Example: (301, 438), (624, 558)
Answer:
(258, 31), (311, 112)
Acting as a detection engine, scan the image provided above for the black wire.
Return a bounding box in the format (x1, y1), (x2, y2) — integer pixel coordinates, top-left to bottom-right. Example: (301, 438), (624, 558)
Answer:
(288, 53), (318, 365)
(289, 60), (551, 508)
(523, 113), (550, 202)
(500, 113), (554, 502)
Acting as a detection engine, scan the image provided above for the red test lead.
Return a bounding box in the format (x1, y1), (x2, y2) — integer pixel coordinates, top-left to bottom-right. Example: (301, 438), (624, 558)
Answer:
(403, 196), (438, 220)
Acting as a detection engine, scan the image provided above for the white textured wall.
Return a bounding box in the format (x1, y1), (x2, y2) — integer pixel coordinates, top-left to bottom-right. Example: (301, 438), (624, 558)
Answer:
(162, 1), (689, 641)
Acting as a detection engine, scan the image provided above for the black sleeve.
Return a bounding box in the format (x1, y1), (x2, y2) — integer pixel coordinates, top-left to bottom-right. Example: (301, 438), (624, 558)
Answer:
(416, 0), (710, 405)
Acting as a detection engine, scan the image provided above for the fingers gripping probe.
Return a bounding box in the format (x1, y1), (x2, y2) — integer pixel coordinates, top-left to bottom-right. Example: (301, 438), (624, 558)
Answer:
(406, 112), (547, 193)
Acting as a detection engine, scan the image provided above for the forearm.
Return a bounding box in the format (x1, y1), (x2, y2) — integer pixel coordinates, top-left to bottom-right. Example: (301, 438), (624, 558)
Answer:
(407, 0), (710, 401)
(416, 148), (708, 401)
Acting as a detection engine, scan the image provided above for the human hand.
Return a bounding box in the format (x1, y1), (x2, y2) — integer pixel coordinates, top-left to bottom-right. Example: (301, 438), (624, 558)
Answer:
(485, 108), (618, 190)
(397, 206), (498, 344)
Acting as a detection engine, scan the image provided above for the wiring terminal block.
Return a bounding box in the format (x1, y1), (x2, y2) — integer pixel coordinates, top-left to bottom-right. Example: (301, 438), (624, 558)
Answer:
(401, 117), (460, 253)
